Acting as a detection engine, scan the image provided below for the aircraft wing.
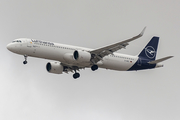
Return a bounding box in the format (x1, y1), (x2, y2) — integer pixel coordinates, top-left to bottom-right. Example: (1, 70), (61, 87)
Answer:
(90, 27), (146, 63)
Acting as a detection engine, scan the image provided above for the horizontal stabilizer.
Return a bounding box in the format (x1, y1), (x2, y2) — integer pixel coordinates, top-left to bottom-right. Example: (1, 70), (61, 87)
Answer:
(148, 56), (173, 64)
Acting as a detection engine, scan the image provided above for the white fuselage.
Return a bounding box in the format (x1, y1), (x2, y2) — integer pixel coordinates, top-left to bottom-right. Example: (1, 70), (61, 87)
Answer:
(7, 38), (138, 71)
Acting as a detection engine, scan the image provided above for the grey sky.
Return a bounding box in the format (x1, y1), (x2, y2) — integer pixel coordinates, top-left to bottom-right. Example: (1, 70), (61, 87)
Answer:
(1, 0), (179, 120)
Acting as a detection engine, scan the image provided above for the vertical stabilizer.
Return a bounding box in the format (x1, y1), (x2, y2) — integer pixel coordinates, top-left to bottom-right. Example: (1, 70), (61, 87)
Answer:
(138, 37), (159, 60)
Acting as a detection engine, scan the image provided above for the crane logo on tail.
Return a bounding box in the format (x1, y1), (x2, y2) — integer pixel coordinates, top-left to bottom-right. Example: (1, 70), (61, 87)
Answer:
(145, 46), (156, 59)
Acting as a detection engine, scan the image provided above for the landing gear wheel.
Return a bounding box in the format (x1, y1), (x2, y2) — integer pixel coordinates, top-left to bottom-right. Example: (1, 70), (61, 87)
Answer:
(23, 61), (27, 64)
(73, 73), (80, 79)
(91, 65), (98, 71)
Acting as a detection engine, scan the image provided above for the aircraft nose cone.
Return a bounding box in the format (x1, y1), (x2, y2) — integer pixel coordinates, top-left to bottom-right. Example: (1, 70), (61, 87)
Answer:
(7, 43), (11, 50)
(7, 43), (13, 51)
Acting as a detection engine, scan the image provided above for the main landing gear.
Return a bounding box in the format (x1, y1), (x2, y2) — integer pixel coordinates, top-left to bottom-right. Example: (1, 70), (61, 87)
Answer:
(73, 72), (80, 79)
(73, 69), (80, 79)
(23, 55), (28, 64)
(91, 65), (98, 71)
(72, 65), (98, 79)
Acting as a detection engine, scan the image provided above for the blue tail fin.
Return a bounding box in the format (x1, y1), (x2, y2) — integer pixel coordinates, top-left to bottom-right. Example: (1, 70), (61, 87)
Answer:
(138, 37), (159, 60)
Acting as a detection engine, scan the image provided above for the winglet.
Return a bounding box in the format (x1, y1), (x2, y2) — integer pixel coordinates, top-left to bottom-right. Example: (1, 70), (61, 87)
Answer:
(140, 27), (146, 36)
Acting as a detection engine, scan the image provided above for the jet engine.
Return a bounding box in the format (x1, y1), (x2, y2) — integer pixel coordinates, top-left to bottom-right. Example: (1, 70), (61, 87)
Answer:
(73, 50), (91, 62)
(63, 53), (74, 63)
(46, 62), (63, 74)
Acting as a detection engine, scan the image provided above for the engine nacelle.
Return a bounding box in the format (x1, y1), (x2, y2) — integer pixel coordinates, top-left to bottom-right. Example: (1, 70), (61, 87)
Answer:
(46, 62), (63, 74)
(63, 53), (74, 63)
(73, 50), (91, 62)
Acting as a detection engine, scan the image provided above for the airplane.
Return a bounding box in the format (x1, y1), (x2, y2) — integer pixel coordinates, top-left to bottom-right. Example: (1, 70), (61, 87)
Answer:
(7, 28), (173, 79)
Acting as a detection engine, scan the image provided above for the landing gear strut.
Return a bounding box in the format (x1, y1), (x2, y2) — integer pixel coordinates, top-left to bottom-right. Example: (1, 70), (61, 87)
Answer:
(23, 55), (28, 64)
(91, 65), (98, 71)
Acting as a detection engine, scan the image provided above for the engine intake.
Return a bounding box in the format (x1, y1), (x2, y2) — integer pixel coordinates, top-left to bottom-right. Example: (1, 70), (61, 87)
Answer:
(73, 50), (91, 62)
(74, 50), (79, 60)
(46, 62), (63, 74)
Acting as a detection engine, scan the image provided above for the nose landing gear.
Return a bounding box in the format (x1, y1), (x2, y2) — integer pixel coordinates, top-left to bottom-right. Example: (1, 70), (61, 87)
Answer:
(23, 61), (27, 64)
(23, 55), (28, 64)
